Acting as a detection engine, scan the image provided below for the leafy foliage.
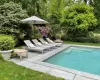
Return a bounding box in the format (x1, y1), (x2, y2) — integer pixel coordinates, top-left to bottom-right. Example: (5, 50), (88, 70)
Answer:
(0, 0), (99, 43)
(61, 3), (97, 38)
(0, 35), (15, 50)
(32, 27), (42, 39)
(93, 0), (100, 26)
(0, 0), (47, 16)
(0, 2), (28, 35)
(47, 0), (65, 24)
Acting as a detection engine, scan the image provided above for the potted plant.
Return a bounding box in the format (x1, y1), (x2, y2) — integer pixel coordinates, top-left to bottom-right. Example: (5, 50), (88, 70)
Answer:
(55, 33), (61, 40)
(55, 30), (64, 43)
(0, 35), (15, 60)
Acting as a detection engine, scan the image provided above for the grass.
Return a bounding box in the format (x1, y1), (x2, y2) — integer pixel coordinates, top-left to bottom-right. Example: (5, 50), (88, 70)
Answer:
(0, 55), (63, 80)
(64, 41), (100, 46)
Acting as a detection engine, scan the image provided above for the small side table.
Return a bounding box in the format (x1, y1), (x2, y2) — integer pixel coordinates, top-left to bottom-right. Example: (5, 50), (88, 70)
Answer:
(14, 49), (28, 60)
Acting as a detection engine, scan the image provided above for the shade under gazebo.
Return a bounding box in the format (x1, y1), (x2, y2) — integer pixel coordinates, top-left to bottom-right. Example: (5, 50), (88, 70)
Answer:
(21, 16), (48, 24)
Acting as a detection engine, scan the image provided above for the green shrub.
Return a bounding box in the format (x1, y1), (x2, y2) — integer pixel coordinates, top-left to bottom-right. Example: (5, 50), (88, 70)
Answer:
(87, 32), (94, 38)
(33, 33), (42, 39)
(0, 35), (15, 50)
(50, 24), (61, 38)
(0, 1), (28, 42)
(72, 37), (91, 42)
(61, 3), (97, 38)
(55, 33), (61, 39)
(91, 35), (100, 43)
(68, 32), (100, 43)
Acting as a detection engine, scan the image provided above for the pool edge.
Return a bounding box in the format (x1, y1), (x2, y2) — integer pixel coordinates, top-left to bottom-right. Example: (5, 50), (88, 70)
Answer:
(34, 44), (100, 80)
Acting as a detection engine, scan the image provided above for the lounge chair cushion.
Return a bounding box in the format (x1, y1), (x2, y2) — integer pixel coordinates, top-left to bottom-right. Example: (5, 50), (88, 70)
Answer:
(44, 41), (48, 44)
(46, 38), (54, 43)
(37, 43), (42, 46)
(28, 44), (35, 48)
(49, 40), (54, 43)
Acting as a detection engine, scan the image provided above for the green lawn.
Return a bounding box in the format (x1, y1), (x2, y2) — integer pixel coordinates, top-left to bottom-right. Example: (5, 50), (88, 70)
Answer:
(64, 41), (100, 46)
(0, 56), (63, 80)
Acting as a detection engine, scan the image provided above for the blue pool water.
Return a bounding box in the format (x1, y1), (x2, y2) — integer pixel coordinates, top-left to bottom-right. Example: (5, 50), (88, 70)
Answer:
(44, 47), (100, 75)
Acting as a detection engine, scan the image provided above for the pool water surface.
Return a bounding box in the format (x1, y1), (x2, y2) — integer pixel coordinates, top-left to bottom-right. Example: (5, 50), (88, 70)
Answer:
(44, 47), (100, 75)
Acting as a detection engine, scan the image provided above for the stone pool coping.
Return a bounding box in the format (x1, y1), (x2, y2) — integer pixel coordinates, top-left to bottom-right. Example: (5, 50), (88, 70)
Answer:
(34, 44), (100, 80)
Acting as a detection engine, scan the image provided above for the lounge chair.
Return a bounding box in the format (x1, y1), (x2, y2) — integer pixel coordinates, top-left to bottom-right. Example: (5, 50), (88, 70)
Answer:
(39, 38), (57, 47)
(46, 38), (63, 47)
(32, 39), (54, 49)
(24, 40), (48, 53)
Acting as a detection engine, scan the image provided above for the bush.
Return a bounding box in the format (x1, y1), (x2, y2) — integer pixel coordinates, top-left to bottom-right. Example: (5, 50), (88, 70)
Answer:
(50, 24), (61, 38)
(72, 37), (91, 42)
(33, 33), (42, 39)
(55, 33), (61, 39)
(0, 1), (28, 39)
(0, 35), (15, 50)
(50, 24), (66, 40)
(68, 32), (100, 43)
(61, 3), (97, 38)
(91, 35), (100, 43)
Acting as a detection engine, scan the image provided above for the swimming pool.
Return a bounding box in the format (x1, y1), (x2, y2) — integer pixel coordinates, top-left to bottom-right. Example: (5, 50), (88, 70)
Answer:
(44, 46), (100, 75)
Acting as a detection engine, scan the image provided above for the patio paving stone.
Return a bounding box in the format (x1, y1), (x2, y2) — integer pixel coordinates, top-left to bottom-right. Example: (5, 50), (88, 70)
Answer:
(30, 64), (52, 73)
(17, 61), (35, 68)
(74, 75), (97, 80)
(48, 69), (75, 80)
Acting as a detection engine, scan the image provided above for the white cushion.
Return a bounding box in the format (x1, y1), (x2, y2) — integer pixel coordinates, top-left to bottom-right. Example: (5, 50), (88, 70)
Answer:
(28, 44), (35, 48)
(44, 42), (48, 44)
(47, 38), (54, 43)
(49, 40), (54, 43)
(37, 43), (42, 46)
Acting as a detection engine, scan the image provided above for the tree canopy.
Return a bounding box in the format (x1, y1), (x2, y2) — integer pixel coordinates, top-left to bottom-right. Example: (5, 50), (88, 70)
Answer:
(61, 3), (97, 31)
(0, 1), (28, 35)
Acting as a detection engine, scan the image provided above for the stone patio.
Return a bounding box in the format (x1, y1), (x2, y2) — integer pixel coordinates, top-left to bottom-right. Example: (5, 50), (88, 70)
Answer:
(10, 44), (100, 80)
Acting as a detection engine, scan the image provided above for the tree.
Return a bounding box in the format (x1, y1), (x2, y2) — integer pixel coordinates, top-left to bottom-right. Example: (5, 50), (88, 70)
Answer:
(23, 0), (47, 16)
(0, 2), (28, 36)
(61, 3), (97, 38)
(0, 0), (47, 17)
(47, 0), (65, 24)
(93, 0), (100, 27)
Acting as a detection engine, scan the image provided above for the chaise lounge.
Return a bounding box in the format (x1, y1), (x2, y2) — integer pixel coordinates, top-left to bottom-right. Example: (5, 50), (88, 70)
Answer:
(24, 40), (49, 53)
(46, 38), (63, 47)
(32, 39), (53, 49)
(39, 38), (57, 48)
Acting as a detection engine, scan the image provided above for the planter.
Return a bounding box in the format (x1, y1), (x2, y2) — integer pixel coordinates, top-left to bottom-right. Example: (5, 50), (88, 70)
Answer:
(0, 50), (13, 60)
